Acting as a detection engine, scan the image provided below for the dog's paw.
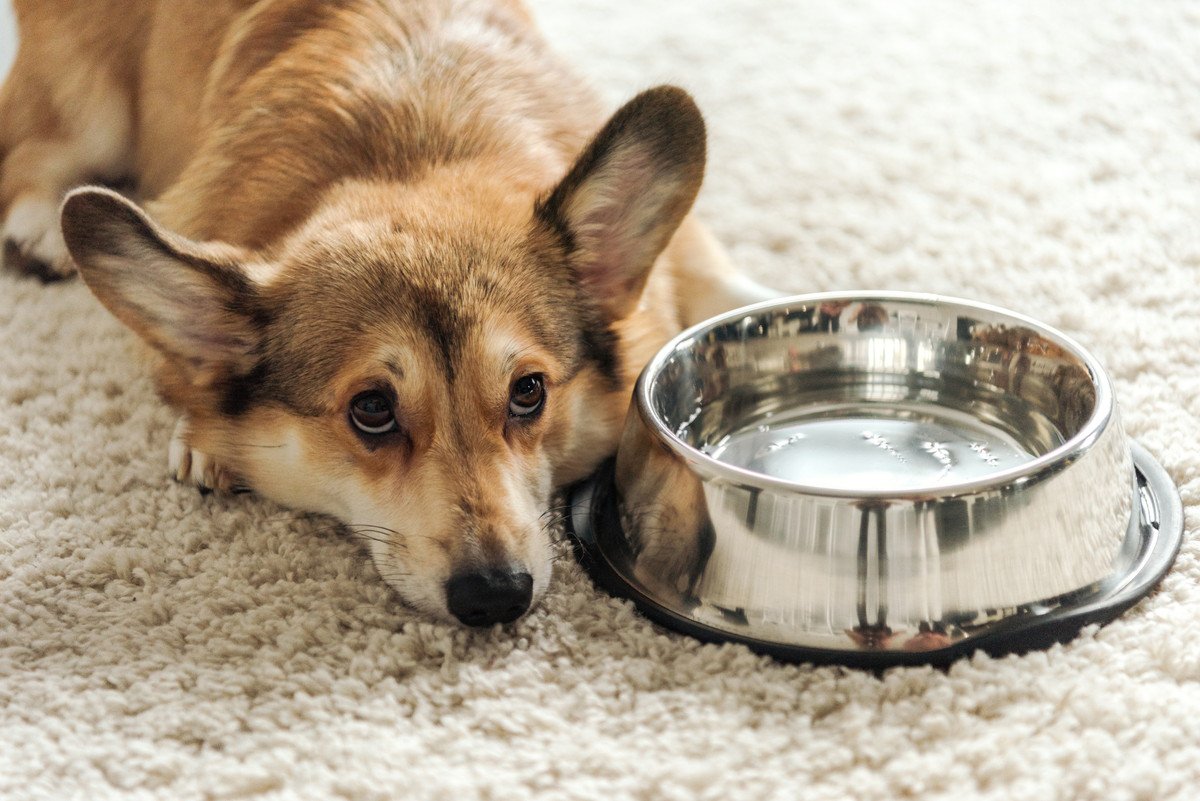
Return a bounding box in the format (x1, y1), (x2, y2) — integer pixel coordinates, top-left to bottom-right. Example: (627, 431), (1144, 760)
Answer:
(168, 417), (247, 495)
(1, 195), (76, 282)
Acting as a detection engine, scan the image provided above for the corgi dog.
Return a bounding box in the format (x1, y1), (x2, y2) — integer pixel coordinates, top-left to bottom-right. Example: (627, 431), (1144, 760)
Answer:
(0, 0), (775, 625)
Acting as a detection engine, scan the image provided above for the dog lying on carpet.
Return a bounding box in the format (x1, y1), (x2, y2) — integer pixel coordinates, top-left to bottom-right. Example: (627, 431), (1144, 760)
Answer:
(0, 0), (774, 625)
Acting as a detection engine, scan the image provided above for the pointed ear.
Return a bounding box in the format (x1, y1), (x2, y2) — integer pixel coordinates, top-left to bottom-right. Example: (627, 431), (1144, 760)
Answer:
(60, 187), (262, 381)
(536, 85), (706, 319)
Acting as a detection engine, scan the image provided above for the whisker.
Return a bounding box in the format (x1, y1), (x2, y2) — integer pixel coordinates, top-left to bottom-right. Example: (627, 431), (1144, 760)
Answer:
(539, 501), (587, 520)
(345, 523), (401, 538)
(376, 571), (414, 581)
(211, 436), (286, 450)
(347, 531), (394, 547)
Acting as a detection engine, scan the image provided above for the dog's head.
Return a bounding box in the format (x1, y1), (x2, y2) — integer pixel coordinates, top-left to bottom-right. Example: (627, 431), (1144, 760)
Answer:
(60, 86), (705, 624)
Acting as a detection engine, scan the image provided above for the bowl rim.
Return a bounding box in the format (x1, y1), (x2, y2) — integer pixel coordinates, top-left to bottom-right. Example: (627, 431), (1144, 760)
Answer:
(636, 290), (1118, 500)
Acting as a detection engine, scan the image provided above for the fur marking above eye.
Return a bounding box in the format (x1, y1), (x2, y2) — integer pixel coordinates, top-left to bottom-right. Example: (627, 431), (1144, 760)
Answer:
(350, 390), (399, 434)
(509, 374), (546, 417)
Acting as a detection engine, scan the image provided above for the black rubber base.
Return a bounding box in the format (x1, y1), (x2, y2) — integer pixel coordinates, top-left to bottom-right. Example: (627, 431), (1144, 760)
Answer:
(566, 442), (1183, 669)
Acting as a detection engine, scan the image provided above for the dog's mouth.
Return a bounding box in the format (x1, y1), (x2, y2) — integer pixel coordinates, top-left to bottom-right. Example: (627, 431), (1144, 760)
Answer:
(355, 521), (552, 626)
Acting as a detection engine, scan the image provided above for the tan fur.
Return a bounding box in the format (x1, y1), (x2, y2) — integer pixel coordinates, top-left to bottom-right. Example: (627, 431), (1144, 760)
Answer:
(2, 0), (777, 621)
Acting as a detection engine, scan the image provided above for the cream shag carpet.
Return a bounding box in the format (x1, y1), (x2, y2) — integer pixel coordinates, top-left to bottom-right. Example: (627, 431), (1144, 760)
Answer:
(2, 2), (1199, 799)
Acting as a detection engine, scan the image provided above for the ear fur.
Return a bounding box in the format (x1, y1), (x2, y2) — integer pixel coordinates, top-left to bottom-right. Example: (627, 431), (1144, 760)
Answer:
(60, 187), (262, 382)
(537, 85), (707, 319)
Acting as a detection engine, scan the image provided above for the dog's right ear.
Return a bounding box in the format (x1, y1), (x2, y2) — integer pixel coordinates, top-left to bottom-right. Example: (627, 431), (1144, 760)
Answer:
(60, 187), (263, 382)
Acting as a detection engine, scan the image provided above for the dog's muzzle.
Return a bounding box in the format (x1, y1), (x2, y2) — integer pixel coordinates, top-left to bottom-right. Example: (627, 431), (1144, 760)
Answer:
(444, 567), (533, 626)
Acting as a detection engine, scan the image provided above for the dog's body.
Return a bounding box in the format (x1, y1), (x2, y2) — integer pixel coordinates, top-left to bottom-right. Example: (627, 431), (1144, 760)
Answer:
(0, 0), (774, 623)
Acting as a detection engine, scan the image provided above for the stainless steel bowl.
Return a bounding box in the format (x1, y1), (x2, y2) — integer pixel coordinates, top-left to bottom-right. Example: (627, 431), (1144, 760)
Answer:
(568, 292), (1182, 666)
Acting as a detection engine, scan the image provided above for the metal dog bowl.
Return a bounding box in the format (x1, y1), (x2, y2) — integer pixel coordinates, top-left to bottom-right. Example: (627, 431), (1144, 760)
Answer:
(567, 292), (1182, 667)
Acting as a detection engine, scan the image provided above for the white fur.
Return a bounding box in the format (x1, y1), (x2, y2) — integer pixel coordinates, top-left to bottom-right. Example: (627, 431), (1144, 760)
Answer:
(1, 194), (70, 273)
(240, 424), (349, 519)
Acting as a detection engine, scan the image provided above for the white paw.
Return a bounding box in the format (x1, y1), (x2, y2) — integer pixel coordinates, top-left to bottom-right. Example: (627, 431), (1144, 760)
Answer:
(1, 195), (76, 281)
(169, 416), (245, 494)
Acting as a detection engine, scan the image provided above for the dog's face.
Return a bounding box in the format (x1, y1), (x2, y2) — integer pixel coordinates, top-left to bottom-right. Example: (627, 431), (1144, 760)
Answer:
(60, 87), (705, 624)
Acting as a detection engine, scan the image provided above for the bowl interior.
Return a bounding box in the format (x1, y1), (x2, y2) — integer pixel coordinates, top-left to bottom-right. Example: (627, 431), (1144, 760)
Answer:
(648, 296), (1103, 493)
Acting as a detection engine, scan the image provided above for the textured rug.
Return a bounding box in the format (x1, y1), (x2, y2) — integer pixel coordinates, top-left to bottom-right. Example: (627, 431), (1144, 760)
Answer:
(2, 2), (1199, 799)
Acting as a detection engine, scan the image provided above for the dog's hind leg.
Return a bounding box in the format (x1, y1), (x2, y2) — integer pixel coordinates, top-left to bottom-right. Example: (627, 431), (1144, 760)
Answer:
(666, 216), (784, 326)
(0, 36), (134, 281)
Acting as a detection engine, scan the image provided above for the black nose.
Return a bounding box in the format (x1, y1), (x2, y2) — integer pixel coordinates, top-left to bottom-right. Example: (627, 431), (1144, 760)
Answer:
(445, 569), (533, 627)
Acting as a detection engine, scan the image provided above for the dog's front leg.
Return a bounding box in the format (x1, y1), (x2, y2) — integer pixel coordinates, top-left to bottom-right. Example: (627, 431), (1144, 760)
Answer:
(168, 416), (244, 494)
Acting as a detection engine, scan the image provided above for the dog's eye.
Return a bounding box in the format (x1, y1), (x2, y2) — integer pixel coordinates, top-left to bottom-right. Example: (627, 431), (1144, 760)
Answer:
(509, 374), (546, 417)
(349, 391), (398, 435)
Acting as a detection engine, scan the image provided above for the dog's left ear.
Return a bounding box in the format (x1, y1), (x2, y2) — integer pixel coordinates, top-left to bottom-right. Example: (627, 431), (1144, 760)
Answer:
(536, 85), (706, 320)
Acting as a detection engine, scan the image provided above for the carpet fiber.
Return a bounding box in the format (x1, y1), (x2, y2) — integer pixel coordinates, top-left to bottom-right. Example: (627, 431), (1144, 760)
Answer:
(2, 2), (1199, 799)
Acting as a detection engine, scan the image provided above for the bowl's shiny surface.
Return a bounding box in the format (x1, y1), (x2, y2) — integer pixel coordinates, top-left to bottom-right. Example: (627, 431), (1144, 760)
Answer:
(591, 292), (1152, 657)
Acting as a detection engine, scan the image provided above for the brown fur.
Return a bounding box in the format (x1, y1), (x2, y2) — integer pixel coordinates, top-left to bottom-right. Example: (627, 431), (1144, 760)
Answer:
(2, 0), (777, 620)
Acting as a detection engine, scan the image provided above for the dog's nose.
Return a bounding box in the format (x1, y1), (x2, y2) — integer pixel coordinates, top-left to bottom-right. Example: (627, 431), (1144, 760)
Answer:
(445, 568), (533, 627)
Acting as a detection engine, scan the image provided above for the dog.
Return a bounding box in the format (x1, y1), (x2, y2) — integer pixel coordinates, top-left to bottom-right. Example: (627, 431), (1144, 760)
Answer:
(0, 0), (776, 625)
